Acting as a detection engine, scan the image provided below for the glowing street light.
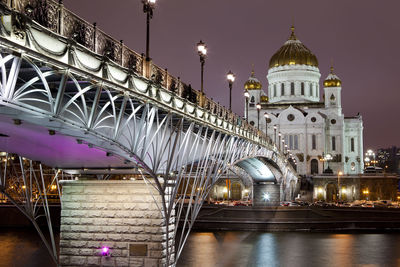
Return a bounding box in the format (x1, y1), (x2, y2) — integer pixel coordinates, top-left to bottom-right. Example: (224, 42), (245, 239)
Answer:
(197, 40), (207, 106)
(337, 171), (343, 201)
(256, 103), (261, 130)
(264, 112), (269, 137)
(244, 90), (250, 122)
(324, 153), (333, 173)
(227, 70), (235, 110)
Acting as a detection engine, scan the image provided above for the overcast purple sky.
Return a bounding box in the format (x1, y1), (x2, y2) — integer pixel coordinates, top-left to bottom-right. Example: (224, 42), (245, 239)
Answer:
(64, 0), (400, 150)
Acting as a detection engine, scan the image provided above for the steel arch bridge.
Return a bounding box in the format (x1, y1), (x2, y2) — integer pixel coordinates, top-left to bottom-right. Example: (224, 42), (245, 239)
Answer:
(0, 1), (300, 266)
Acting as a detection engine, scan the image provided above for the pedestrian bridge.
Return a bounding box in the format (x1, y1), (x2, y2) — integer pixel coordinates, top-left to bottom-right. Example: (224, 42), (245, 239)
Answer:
(0, 1), (299, 266)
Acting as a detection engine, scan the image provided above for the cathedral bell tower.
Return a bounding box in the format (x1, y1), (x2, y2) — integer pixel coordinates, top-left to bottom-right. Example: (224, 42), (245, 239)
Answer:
(324, 66), (342, 115)
(244, 69), (266, 121)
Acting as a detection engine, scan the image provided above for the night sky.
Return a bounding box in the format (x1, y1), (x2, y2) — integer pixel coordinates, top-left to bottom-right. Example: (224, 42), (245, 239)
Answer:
(63, 0), (400, 150)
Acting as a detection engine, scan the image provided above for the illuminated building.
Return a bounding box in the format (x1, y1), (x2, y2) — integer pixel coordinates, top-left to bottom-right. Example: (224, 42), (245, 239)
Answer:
(245, 25), (364, 175)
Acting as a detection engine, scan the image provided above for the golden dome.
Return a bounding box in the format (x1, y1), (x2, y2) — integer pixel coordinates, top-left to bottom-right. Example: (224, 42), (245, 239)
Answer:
(260, 95), (269, 102)
(324, 66), (342, 87)
(269, 26), (318, 68)
(244, 69), (262, 90)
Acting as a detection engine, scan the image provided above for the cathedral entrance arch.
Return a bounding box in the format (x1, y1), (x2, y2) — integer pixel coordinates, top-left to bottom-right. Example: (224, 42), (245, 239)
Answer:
(326, 183), (338, 202)
(311, 159), (319, 174)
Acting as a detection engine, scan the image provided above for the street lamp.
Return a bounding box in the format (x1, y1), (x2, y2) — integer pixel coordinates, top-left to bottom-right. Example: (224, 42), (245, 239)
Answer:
(337, 171), (343, 201)
(227, 71), (235, 111)
(264, 112), (269, 137)
(278, 132), (282, 150)
(197, 40), (207, 106)
(256, 103), (261, 130)
(366, 149), (375, 167)
(142, 0), (156, 61)
(324, 153), (333, 173)
(244, 90), (250, 122)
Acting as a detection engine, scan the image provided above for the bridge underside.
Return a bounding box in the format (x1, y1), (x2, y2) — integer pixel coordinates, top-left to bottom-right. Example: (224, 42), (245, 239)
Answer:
(0, 4), (300, 265)
(0, 113), (136, 168)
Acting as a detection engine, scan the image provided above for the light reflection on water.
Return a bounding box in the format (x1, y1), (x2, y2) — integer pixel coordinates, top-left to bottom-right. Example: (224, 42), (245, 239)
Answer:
(2, 228), (400, 267)
(177, 232), (400, 267)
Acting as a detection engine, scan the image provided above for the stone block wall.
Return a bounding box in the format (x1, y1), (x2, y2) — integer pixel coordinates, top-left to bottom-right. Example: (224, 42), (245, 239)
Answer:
(253, 183), (280, 206)
(59, 180), (174, 267)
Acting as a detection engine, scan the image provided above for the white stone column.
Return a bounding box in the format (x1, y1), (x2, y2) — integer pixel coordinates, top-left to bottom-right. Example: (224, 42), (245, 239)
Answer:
(59, 180), (174, 267)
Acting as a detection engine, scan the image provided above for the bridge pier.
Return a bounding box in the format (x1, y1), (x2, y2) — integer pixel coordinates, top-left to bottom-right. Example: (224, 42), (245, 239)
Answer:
(253, 182), (281, 206)
(59, 180), (174, 267)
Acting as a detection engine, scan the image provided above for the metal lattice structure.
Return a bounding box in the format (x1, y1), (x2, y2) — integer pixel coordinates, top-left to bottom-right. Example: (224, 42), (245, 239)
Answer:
(0, 1), (300, 266)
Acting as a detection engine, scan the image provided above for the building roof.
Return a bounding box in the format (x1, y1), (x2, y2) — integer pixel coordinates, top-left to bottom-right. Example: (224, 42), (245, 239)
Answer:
(269, 26), (319, 69)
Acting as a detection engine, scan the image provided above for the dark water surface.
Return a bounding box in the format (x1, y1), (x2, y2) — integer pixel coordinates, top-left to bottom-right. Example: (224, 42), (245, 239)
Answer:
(177, 231), (400, 267)
(1, 228), (400, 267)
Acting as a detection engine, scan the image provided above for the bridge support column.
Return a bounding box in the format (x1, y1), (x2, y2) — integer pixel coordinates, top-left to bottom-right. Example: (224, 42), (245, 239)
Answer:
(59, 180), (174, 267)
(253, 182), (280, 206)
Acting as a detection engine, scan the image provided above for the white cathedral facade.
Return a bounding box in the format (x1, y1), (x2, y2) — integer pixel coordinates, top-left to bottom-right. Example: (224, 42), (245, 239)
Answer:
(245, 26), (364, 176)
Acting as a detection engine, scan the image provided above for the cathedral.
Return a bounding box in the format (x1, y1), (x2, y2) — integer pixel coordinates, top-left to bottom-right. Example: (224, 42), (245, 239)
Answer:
(245, 26), (364, 176)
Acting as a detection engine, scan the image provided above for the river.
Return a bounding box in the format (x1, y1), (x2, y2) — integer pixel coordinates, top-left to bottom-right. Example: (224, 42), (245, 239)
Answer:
(1, 228), (400, 267)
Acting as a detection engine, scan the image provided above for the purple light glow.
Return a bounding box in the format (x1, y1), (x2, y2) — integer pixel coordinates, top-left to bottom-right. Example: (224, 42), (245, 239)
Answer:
(102, 246), (110, 256)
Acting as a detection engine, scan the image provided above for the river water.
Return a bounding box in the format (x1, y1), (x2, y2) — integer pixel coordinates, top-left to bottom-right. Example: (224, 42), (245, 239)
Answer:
(1, 228), (400, 267)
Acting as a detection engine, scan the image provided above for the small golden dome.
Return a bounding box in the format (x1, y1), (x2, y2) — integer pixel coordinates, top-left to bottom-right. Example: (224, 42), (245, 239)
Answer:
(324, 66), (342, 87)
(269, 26), (318, 69)
(244, 69), (262, 90)
(260, 95), (269, 102)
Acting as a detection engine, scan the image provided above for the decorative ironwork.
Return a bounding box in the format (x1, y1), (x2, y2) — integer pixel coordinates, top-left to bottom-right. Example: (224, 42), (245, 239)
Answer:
(0, 3), (301, 265)
(71, 20), (87, 46)
(0, 153), (73, 266)
(26, 0), (50, 28)
(11, 12), (27, 38)
(126, 52), (137, 72)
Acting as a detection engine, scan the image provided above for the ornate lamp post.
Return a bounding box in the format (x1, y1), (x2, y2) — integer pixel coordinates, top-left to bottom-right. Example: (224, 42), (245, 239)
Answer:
(337, 171), (343, 201)
(324, 153), (333, 173)
(278, 132), (282, 151)
(256, 103), (261, 130)
(264, 112), (269, 137)
(197, 40), (207, 106)
(227, 71), (235, 111)
(366, 149), (375, 168)
(244, 90), (250, 122)
(142, 0), (156, 61)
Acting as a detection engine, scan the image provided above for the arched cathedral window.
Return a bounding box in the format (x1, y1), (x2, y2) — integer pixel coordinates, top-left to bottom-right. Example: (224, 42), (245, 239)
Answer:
(281, 83), (284, 96)
(301, 83), (305, 95)
(351, 138), (355, 152)
(250, 96), (255, 103)
(291, 82), (295, 95)
(312, 134), (316, 150)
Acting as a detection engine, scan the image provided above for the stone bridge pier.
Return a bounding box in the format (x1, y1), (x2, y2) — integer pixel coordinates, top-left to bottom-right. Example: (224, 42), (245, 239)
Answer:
(59, 180), (174, 267)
